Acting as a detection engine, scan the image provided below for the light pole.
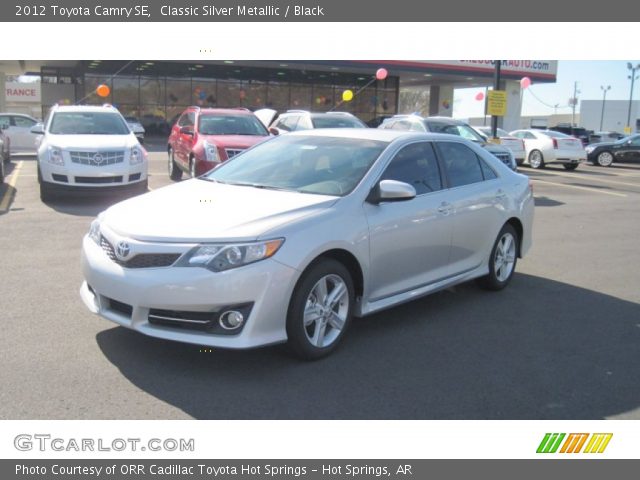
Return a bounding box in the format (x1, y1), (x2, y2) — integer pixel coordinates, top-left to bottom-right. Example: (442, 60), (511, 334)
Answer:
(600, 85), (611, 131)
(627, 62), (640, 132)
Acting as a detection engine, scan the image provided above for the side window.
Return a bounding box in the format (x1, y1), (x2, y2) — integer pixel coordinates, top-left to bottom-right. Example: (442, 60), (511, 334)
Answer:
(381, 142), (442, 195)
(296, 116), (313, 130)
(629, 136), (640, 146)
(0, 115), (10, 129)
(177, 113), (190, 127)
(14, 116), (36, 128)
(436, 142), (485, 188)
(524, 132), (536, 139)
(479, 159), (497, 180)
(187, 112), (196, 127)
(409, 121), (425, 132)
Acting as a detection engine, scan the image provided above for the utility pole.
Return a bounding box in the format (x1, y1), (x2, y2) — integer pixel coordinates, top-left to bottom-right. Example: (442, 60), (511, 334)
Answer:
(491, 61), (501, 139)
(600, 85), (611, 131)
(627, 63), (640, 133)
(570, 81), (579, 127)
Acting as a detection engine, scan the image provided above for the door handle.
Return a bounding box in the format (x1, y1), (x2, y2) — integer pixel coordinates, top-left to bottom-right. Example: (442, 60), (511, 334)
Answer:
(495, 189), (507, 199)
(437, 202), (452, 215)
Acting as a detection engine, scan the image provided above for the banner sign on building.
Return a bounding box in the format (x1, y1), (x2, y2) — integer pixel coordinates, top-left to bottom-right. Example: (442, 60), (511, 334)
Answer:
(5, 82), (41, 103)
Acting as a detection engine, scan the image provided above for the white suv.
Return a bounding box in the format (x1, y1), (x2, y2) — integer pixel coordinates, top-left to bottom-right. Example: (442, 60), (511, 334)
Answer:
(34, 105), (148, 202)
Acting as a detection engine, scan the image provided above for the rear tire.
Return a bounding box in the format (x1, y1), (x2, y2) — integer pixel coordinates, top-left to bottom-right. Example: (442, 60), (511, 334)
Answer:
(528, 150), (544, 169)
(477, 223), (519, 291)
(168, 148), (182, 181)
(286, 259), (354, 360)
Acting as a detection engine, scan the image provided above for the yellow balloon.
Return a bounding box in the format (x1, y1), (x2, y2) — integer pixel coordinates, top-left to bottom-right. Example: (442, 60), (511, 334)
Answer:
(342, 90), (354, 102)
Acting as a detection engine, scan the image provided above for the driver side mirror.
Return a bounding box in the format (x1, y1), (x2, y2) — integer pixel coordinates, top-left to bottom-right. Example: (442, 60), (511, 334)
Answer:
(367, 179), (416, 204)
(268, 127), (280, 136)
(179, 126), (194, 136)
(30, 123), (45, 135)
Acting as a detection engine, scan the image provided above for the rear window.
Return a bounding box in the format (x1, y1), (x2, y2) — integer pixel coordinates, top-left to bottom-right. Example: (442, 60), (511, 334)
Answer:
(545, 131), (572, 138)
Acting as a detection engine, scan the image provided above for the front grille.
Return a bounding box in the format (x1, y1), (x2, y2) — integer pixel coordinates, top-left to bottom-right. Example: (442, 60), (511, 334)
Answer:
(75, 176), (123, 184)
(493, 152), (512, 166)
(70, 150), (125, 166)
(225, 148), (245, 159)
(100, 235), (181, 269)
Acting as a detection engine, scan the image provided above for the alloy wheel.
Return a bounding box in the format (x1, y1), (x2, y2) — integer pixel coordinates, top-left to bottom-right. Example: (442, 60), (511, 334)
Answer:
(303, 274), (349, 348)
(494, 232), (516, 282)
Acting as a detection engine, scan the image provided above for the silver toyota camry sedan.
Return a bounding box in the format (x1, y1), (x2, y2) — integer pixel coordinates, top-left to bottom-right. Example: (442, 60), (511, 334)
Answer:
(81, 129), (534, 360)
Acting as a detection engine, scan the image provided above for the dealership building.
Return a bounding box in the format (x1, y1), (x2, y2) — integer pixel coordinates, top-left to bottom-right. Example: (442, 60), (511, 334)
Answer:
(0, 60), (557, 132)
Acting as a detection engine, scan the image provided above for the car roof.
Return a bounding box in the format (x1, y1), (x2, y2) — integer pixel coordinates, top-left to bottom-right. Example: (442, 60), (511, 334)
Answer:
(52, 105), (120, 113)
(391, 115), (466, 126)
(286, 128), (466, 143)
(192, 108), (256, 116)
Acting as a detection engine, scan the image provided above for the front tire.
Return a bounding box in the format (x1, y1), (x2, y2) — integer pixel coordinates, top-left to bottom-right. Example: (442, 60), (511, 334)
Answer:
(477, 223), (519, 291)
(189, 156), (197, 178)
(168, 148), (182, 181)
(528, 150), (544, 169)
(286, 259), (354, 360)
(595, 151), (614, 167)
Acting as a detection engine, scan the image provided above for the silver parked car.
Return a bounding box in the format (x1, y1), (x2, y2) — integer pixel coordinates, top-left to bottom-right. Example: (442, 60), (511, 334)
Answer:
(510, 129), (586, 170)
(0, 113), (41, 154)
(80, 129), (534, 360)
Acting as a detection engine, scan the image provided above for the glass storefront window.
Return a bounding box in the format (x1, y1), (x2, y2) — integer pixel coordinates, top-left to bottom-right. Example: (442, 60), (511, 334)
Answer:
(217, 80), (242, 108)
(266, 82), (289, 110)
(290, 84), (311, 110)
(192, 79), (216, 107)
(140, 77), (165, 105)
(166, 78), (192, 107)
(311, 85), (334, 112)
(243, 81), (267, 109)
(140, 105), (168, 135)
(113, 77), (139, 105)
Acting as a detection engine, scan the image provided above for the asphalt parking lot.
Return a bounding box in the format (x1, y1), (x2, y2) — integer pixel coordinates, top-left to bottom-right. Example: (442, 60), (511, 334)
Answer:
(1, 149), (639, 420)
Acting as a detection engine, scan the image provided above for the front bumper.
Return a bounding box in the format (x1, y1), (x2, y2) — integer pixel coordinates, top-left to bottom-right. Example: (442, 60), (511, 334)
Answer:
(80, 235), (298, 349)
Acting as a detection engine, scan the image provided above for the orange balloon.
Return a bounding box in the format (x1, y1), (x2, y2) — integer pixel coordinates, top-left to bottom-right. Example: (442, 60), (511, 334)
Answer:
(96, 84), (110, 98)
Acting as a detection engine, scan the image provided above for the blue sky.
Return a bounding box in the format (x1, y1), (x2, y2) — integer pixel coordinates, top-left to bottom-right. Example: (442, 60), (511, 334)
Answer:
(454, 60), (640, 118)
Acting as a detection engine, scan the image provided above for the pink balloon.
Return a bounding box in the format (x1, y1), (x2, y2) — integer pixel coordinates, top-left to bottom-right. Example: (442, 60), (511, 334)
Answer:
(376, 68), (388, 81)
(520, 77), (531, 89)
(475, 92), (485, 101)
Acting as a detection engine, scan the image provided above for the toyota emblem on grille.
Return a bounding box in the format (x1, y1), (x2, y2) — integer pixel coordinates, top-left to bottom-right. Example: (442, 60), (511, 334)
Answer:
(116, 241), (131, 259)
(93, 153), (104, 165)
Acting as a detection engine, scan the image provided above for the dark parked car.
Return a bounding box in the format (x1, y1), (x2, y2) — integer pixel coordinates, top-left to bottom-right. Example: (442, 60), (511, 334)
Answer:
(379, 115), (517, 171)
(585, 134), (640, 167)
(549, 124), (592, 146)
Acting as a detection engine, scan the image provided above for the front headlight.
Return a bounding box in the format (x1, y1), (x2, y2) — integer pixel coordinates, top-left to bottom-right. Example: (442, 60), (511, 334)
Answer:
(47, 146), (64, 166)
(585, 146), (595, 153)
(88, 219), (101, 245)
(176, 239), (284, 272)
(203, 141), (220, 163)
(130, 145), (145, 165)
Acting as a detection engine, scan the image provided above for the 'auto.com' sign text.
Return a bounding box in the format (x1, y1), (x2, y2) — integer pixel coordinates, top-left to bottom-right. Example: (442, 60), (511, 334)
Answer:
(5, 82), (41, 103)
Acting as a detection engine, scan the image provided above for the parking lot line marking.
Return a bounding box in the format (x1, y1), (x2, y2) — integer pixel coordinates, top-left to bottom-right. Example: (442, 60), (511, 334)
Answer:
(531, 178), (627, 197)
(528, 169), (640, 188)
(0, 160), (24, 211)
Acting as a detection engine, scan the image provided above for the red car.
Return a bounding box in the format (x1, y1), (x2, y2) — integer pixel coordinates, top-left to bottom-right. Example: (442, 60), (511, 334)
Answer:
(167, 107), (270, 180)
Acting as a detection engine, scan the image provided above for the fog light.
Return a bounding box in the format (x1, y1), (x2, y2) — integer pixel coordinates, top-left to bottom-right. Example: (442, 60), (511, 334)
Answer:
(219, 310), (244, 330)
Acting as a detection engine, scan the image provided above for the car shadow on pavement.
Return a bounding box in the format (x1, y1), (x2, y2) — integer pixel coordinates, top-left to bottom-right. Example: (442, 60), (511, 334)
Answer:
(96, 273), (640, 419)
(46, 192), (146, 217)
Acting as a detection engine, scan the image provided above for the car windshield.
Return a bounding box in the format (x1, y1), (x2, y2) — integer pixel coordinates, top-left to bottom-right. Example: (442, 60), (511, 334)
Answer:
(311, 116), (366, 129)
(204, 135), (387, 197)
(427, 122), (485, 142)
(49, 112), (130, 135)
(616, 135), (638, 144)
(198, 115), (268, 136)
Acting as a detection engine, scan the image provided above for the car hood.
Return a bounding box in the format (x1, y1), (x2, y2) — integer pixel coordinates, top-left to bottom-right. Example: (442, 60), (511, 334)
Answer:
(101, 179), (338, 242)
(47, 134), (135, 150)
(201, 134), (269, 149)
(482, 143), (510, 154)
(587, 141), (616, 148)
